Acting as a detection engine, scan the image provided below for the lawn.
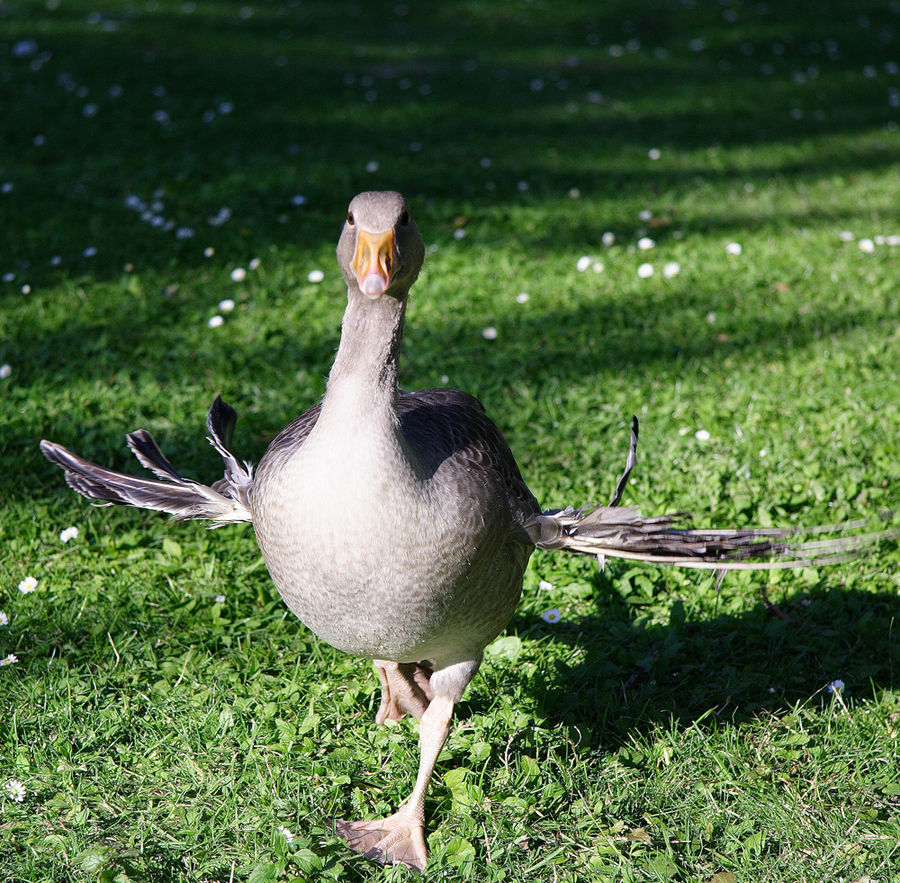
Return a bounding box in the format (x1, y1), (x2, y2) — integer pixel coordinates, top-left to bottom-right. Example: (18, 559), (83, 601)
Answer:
(2, 0), (900, 880)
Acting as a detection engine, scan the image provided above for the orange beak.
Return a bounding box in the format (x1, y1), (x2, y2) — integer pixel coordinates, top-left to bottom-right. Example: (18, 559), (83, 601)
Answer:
(352, 228), (395, 298)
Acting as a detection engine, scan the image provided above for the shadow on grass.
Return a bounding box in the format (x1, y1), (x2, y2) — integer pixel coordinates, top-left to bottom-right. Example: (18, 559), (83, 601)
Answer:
(3, 0), (900, 287)
(496, 578), (900, 750)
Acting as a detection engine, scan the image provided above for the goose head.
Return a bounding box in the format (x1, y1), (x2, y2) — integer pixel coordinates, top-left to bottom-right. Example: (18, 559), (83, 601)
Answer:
(337, 191), (424, 300)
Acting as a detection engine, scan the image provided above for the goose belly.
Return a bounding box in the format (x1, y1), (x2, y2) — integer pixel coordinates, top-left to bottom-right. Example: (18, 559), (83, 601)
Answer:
(251, 439), (529, 662)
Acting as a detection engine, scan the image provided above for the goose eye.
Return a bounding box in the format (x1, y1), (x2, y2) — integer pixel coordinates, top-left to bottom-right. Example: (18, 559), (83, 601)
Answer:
(399, 211), (410, 226)
(347, 211), (355, 226)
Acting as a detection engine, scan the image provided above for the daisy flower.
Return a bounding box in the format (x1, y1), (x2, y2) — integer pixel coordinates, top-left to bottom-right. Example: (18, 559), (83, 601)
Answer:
(59, 526), (79, 543)
(18, 577), (37, 594)
(1, 654), (18, 666)
(277, 824), (295, 842)
(6, 779), (25, 802)
(663, 261), (681, 278)
(541, 608), (562, 624)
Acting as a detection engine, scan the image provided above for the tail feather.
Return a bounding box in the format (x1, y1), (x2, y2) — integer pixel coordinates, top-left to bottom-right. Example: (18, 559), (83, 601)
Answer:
(40, 398), (252, 525)
(205, 395), (253, 510)
(127, 429), (184, 482)
(527, 414), (897, 570)
(528, 505), (895, 570)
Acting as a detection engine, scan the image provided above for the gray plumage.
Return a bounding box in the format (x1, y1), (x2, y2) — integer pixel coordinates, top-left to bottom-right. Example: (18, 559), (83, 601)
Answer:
(39, 191), (894, 871)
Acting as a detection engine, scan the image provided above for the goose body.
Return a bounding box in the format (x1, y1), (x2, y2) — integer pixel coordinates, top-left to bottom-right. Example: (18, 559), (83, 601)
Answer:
(39, 191), (892, 872)
(253, 389), (536, 663)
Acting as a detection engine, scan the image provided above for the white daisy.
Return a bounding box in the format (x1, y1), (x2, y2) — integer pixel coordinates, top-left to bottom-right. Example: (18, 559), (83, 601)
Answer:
(18, 577), (37, 594)
(307, 269), (324, 283)
(1, 654), (18, 667)
(5, 779), (25, 802)
(637, 262), (654, 278)
(59, 526), (79, 543)
(541, 608), (562, 624)
(663, 261), (681, 278)
(277, 824), (295, 842)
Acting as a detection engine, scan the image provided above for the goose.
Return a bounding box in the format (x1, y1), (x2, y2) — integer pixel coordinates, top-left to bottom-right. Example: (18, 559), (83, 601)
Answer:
(40, 191), (890, 871)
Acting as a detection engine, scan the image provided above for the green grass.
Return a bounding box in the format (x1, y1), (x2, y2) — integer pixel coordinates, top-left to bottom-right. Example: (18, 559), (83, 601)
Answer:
(2, 0), (900, 880)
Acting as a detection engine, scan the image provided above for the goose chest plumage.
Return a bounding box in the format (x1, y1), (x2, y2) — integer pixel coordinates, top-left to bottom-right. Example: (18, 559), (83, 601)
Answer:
(40, 191), (889, 871)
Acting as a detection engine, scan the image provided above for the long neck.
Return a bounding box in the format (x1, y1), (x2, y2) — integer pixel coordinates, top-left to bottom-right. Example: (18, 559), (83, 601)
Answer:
(322, 289), (407, 420)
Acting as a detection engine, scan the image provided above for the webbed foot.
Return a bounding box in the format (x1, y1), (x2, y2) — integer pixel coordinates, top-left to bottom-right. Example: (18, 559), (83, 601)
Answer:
(335, 810), (427, 871)
(373, 659), (434, 723)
